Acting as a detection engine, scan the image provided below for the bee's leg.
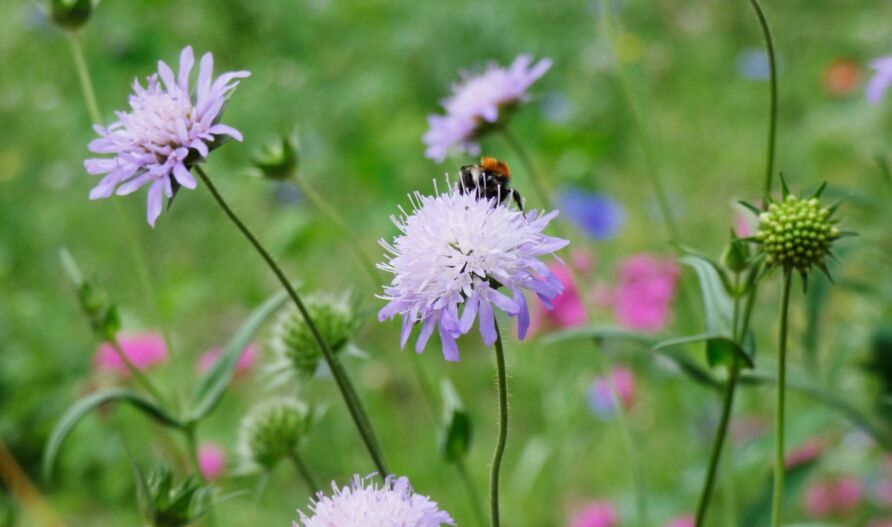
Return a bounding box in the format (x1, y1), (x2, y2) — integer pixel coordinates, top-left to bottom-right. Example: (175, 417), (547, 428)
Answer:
(511, 189), (525, 215)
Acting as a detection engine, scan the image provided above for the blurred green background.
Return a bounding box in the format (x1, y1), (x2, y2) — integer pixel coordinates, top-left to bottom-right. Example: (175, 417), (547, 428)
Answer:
(2, 0), (892, 525)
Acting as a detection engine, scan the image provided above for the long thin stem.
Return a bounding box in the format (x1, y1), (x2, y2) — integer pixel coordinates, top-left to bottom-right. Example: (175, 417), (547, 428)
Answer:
(456, 457), (488, 527)
(770, 270), (793, 527)
(489, 321), (508, 527)
(695, 365), (739, 527)
(596, 0), (680, 243)
(747, 0), (779, 195)
(292, 173), (378, 286)
(499, 128), (553, 211)
(288, 449), (319, 493)
(184, 425), (205, 483)
(695, 271), (745, 527)
(65, 31), (100, 124)
(194, 165), (388, 477)
(109, 339), (168, 407)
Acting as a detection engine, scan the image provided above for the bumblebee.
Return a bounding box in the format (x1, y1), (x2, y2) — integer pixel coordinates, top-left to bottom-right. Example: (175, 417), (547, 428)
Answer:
(458, 157), (524, 211)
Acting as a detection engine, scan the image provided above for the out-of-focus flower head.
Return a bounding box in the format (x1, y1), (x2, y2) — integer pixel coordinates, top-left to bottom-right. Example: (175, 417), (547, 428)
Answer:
(557, 187), (624, 241)
(239, 398), (311, 471)
(785, 438), (823, 469)
(423, 55), (551, 162)
(569, 501), (617, 527)
(736, 49), (771, 81)
(664, 515), (694, 527)
(95, 332), (167, 375)
(527, 251), (592, 337)
(196, 343), (257, 376)
(197, 443), (226, 481)
(867, 55), (892, 104)
(294, 475), (455, 527)
(614, 254), (679, 332)
(804, 477), (864, 519)
(823, 58), (860, 96)
(84, 46), (249, 226)
(378, 180), (568, 361)
(587, 367), (636, 419)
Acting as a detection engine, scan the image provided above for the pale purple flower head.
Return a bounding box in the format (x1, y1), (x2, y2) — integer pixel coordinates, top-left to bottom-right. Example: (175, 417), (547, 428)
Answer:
(557, 187), (624, 240)
(423, 55), (551, 162)
(569, 501), (617, 527)
(294, 475), (454, 527)
(867, 55), (892, 104)
(197, 442), (226, 481)
(378, 181), (568, 361)
(94, 332), (168, 375)
(84, 46), (250, 226)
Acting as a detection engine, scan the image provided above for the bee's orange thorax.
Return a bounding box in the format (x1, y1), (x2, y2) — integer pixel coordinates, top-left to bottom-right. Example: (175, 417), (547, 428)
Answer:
(480, 157), (510, 178)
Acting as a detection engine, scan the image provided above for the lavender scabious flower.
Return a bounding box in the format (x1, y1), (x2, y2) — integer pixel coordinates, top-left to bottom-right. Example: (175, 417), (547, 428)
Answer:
(557, 187), (624, 240)
(294, 475), (455, 527)
(84, 46), (250, 226)
(378, 181), (568, 361)
(867, 55), (892, 104)
(423, 55), (551, 162)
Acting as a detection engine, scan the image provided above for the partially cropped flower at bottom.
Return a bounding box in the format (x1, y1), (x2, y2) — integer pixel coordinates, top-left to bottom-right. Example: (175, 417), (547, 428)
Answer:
(95, 332), (168, 375)
(84, 45), (250, 226)
(378, 182), (569, 361)
(587, 367), (636, 419)
(569, 501), (617, 527)
(294, 474), (454, 527)
(196, 343), (257, 376)
(197, 442), (226, 481)
(614, 254), (679, 332)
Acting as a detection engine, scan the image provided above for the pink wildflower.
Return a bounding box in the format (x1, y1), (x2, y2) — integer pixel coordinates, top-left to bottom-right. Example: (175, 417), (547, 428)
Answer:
(569, 501), (617, 527)
(614, 254), (679, 332)
(94, 332), (167, 375)
(198, 442), (226, 481)
(196, 343), (258, 376)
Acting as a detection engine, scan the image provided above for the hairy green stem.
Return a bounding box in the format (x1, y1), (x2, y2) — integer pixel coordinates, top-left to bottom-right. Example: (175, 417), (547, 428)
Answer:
(288, 449), (319, 493)
(292, 173), (378, 286)
(770, 270), (793, 527)
(596, 0), (679, 243)
(194, 165), (388, 477)
(65, 31), (100, 124)
(747, 0), (779, 195)
(489, 321), (508, 527)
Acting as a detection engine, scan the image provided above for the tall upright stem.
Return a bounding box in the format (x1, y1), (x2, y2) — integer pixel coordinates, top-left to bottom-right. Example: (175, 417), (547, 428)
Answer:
(489, 322), (509, 527)
(65, 31), (100, 124)
(288, 449), (319, 493)
(695, 366), (739, 526)
(596, 0), (680, 243)
(747, 0), (779, 195)
(194, 165), (388, 477)
(770, 270), (793, 527)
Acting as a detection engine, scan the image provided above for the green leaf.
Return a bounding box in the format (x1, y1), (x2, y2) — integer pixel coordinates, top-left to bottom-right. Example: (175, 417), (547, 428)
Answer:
(653, 334), (753, 369)
(43, 388), (182, 481)
(541, 325), (658, 348)
(187, 289), (289, 423)
(439, 379), (472, 462)
(680, 255), (733, 334)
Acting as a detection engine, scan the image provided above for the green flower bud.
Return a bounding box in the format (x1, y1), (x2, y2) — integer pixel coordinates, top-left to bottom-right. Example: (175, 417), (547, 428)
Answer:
(239, 398), (311, 470)
(135, 464), (212, 527)
(50, 0), (96, 31)
(251, 134), (298, 181)
(270, 293), (359, 377)
(754, 191), (843, 275)
(721, 238), (750, 273)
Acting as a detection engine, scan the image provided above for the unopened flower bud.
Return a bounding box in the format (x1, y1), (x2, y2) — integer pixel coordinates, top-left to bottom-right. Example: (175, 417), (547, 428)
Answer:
(239, 398), (310, 470)
(270, 294), (358, 377)
(755, 191), (843, 274)
(251, 135), (298, 181)
(50, 0), (96, 31)
(721, 239), (750, 273)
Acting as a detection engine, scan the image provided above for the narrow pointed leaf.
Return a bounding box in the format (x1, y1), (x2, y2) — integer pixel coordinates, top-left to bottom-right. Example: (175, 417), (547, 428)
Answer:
(43, 388), (182, 480)
(188, 289), (289, 422)
(811, 181), (828, 199)
(780, 173), (790, 198)
(653, 333), (753, 369)
(541, 325), (658, 347)
(680, 256), (733, 334)
(738, 200), (762, 215)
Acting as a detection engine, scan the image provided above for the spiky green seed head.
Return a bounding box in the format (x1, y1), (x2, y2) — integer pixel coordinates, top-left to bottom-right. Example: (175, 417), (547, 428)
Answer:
(239, 398), (310, 470)
(755, 193), (840, 273)
(270, 294), (358, 377)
